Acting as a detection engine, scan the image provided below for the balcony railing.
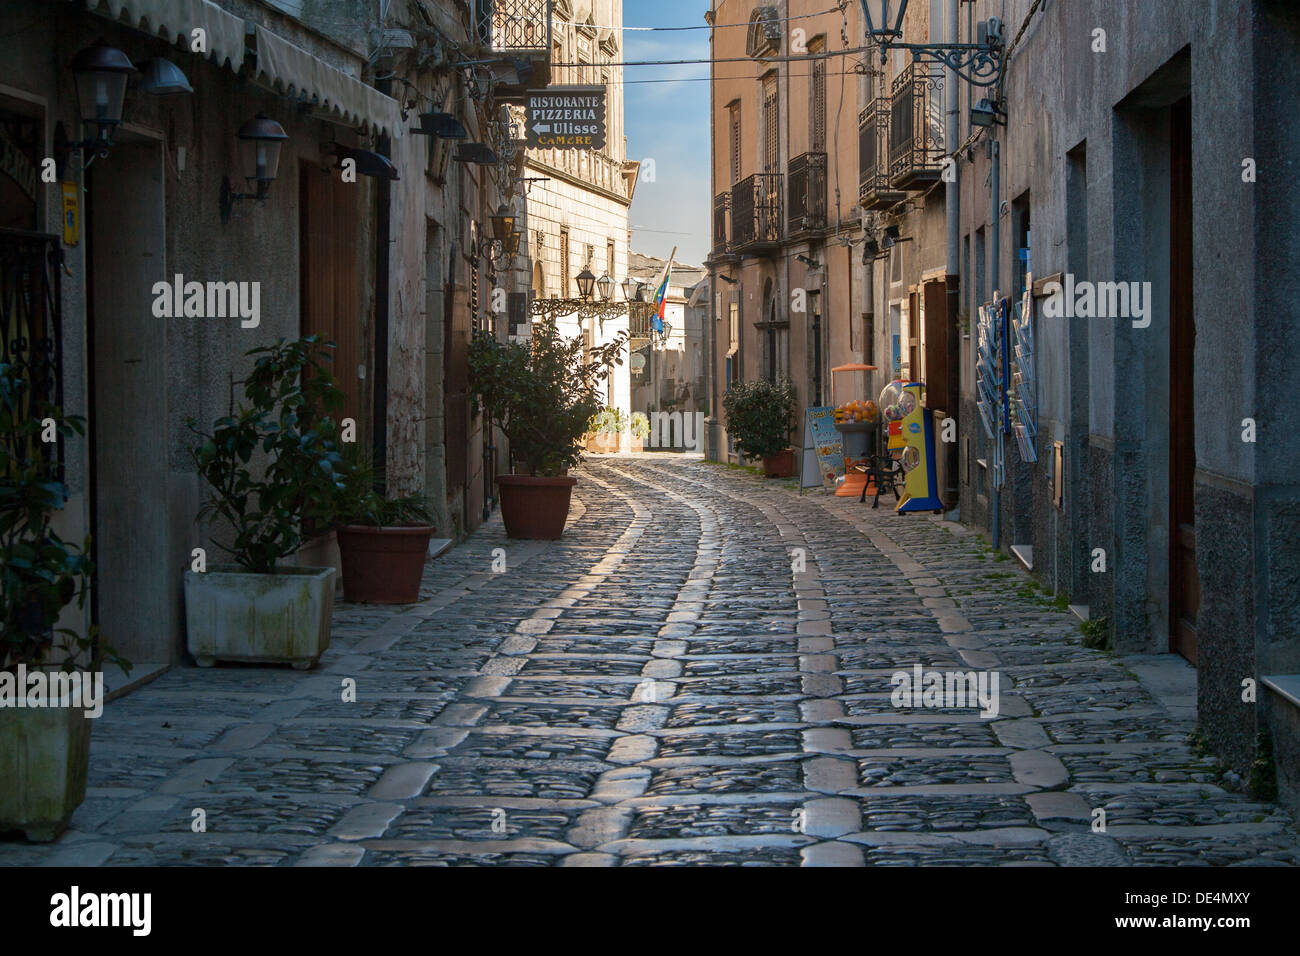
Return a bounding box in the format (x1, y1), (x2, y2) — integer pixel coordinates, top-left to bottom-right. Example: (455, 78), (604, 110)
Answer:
(859, 99), (906, 210)
(474, 0), (552, 98)
(0, 228), (64, 477)
(731, 172), (783, 251)
(713, 192), (731, 253)
(787, 151), (827, 235)
(889, 60), (945, 189)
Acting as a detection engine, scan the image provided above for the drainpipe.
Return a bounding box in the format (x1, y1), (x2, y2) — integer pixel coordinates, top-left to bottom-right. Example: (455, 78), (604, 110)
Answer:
(990, 136), (1001, 549)
(373, 80), (392, 492)
(944, 0), (960, 515)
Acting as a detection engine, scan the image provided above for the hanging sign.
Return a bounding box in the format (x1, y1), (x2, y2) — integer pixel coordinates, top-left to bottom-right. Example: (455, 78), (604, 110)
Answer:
(800, 406), (843, 491)
(525, 85), (607, 150)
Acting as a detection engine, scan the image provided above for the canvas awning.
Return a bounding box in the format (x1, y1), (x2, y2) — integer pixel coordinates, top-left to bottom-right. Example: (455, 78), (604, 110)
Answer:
(88, 0), (246, 72)
(251, 24), (403, 138)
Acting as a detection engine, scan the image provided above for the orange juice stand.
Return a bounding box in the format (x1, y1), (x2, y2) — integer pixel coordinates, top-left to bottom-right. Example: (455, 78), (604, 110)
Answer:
(830, 364), (878, 498)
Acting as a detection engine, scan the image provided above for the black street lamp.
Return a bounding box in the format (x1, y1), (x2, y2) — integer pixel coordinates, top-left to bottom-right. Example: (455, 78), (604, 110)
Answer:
(857, 0), (1004, 88)
(597, 273), (613, 302)
(860, 0), (907, 43)
(575, 266), (596, 302)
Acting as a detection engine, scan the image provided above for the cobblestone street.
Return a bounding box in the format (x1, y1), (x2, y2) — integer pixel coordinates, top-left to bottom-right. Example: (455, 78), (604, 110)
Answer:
(2, 456), (1296, 867)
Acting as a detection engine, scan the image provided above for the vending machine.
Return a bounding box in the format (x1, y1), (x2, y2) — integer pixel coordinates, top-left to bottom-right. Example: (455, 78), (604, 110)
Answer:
(880, 381), (944, 514)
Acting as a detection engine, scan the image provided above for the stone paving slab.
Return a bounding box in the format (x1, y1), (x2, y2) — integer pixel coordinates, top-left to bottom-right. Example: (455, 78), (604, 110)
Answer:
(2, 456), (1297, 866)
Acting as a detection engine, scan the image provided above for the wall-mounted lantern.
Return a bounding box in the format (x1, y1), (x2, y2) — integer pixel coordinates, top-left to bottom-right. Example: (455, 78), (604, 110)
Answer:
(503, 229), (521, 257)
(489, 203), (515, 242)
(597, 273), (613, 302)
(220, 113), (288, 224)
(69, 40), (135, 158)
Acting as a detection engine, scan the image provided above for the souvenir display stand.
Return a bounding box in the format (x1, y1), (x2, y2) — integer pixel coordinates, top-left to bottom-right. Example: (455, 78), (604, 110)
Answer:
(830, 364), (879, 498)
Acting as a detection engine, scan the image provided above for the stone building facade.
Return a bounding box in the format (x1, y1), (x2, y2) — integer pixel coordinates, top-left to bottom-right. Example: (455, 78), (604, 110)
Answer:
(0, 0), (540, 692)
(705, 0), (870, 461)
(516, 0), (638, 430)
(951, 0), (1300, 813)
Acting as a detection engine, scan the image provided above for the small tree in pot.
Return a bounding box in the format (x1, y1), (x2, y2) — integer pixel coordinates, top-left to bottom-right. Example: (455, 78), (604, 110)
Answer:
(1, 362), (128, 840)
(723, 378), (798, 477)
(468, 319), (626, 538)
(184, 337), (346, 669)
(333, 444), (436, 604)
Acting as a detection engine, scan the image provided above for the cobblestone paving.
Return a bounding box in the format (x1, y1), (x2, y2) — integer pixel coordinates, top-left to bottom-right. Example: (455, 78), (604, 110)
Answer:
(3, 455), (1298, 867)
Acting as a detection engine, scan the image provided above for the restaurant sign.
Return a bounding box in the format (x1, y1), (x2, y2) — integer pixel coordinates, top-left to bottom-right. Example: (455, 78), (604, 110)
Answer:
(525, 86), (606, 150)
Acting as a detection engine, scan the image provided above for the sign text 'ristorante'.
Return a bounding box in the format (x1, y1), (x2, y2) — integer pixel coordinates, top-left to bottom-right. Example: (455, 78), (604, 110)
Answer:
(525, 85), (606, 151)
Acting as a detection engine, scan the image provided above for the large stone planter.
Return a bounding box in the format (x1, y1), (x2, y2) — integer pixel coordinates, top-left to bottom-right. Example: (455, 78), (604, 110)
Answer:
(184, 565), (336, 670)
(0, 703), (91, 842)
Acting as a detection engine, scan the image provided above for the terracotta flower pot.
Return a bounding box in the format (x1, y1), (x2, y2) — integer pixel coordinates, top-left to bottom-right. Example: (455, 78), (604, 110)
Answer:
(762, 449), (795, 478)
(337, 524), (436, 604)
(497, 474), (577, 539)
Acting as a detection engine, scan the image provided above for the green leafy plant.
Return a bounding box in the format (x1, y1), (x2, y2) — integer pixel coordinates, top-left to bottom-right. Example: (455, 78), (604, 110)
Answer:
(1, 363), (126, 675)
(588, 407), (628, 435)
(1080, 614), (1111, 651)
(334, 444), (434, 528)
(629, 412), (650, 440)
(468, 319), (627, 476)
(187, 337), (346, 574)
(722, 378), (797, 460)
(1248, 729), (1278, 802)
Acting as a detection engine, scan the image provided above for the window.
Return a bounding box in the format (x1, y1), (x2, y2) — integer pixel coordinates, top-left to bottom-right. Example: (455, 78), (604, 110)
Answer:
(607, 239), (615, 280)
(974, 225), (986, 309)
(762, 74), (779, 173)
(809, 39), (826, 153)
(728, 301), (739, 353)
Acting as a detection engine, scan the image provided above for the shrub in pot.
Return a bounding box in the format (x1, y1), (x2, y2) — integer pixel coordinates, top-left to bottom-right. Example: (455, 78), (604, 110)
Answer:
(184, 337), (345, 669)
(1, 362), (128, 841)
(723, 378), (798, 478)
(334, 446), (436, 604)
(468, 319), (626, 539)
(628, 411), (650, 452)
(585, 407), (626, 454)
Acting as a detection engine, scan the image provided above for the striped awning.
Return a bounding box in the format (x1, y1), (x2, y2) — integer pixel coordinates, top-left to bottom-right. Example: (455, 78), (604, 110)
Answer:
(88, 0), (246, 72)
(251, 24), (403, 138)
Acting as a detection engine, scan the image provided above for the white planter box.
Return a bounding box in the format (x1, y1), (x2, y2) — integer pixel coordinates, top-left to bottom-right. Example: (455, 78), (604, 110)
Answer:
(0, 703), (91, 841)
(184, 565), (336, 670)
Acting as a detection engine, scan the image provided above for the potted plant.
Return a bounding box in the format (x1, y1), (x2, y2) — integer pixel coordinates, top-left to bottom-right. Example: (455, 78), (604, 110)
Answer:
(184, 337), (345, 670)
(468, 319), (626, 539)
(1, 362), (128, 841)
(334, 445), (436, 604)
(585, 407), (626, 454)
(627, 411), (650, 453)
(723, 378), (798, 477)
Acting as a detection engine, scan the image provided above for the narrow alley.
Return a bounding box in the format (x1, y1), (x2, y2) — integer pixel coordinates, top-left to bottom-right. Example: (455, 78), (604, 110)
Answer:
(2, 457), (1294, 867)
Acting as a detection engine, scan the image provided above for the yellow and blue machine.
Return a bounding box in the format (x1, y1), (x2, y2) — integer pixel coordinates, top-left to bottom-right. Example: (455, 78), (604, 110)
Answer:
(895, 382), (944, 514)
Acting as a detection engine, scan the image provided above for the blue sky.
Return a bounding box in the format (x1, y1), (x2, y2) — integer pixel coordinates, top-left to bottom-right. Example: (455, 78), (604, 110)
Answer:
(623, 1), (712, 267)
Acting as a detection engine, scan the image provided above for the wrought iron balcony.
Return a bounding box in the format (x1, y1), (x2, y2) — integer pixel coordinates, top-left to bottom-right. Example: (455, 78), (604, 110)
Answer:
(889, 60), (945, 190)
(473, 0), (552, 99)
(787, 152), (827, 235)
(859, 99), (905, 210)
(730, 172), (783, 253)
(713, 192), (732, 254)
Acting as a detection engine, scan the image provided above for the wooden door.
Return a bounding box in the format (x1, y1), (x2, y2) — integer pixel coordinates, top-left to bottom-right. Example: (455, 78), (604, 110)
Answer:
(922, 279), (950, 411)
(299, 163), (362, 428)
(1169, 96), (1198, 663)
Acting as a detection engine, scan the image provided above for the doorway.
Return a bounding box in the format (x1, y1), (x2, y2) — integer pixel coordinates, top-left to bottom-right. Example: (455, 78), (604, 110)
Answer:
(1169, 95), (1198, 663)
